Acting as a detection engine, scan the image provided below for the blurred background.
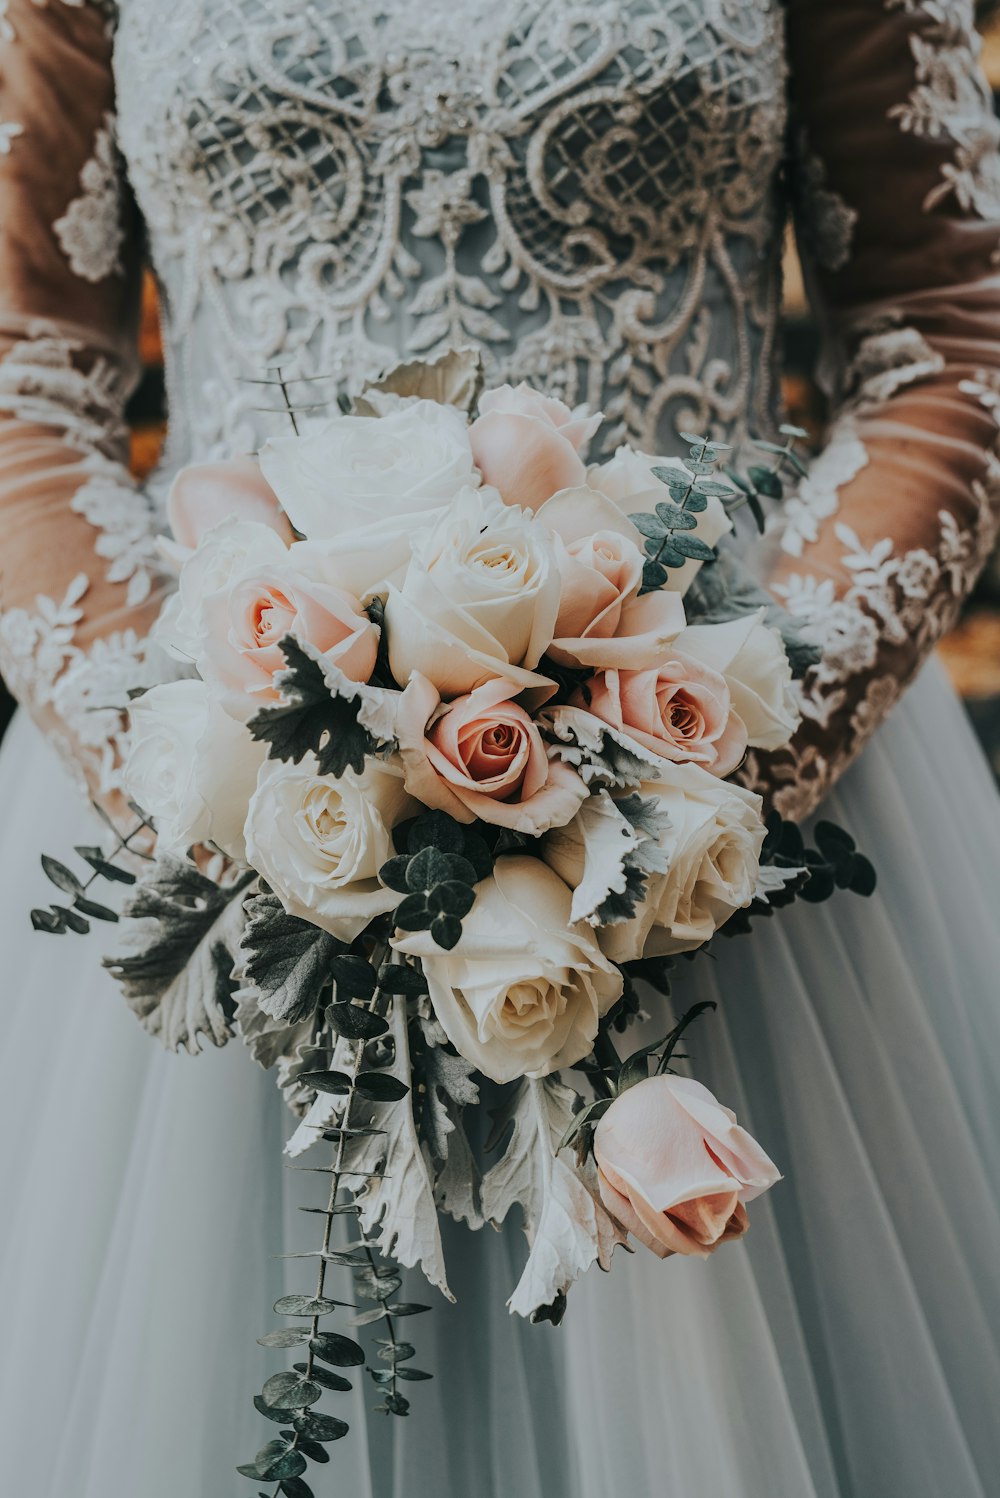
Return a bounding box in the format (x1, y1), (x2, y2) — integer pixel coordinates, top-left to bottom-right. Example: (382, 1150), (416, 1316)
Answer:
(3, 12), (1000, 774)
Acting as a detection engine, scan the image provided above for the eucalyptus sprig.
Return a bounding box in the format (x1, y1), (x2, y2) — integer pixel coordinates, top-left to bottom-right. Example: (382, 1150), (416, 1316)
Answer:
(31, 803), (153, 935)
(630, 432), (735, 594)
(240, 943), (429, 1493)
(724, 424), (810, 533)
(380, 809), (493, 951)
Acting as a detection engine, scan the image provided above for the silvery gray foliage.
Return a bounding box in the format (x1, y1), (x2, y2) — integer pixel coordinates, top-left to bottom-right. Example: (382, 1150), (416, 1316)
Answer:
(103, 857), (254, 1054)
(237, 890), (342, 1025)
(540, 704), (668, 790)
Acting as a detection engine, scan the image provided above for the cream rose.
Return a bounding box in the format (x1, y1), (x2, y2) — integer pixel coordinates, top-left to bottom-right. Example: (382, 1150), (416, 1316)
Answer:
(245, 756), (416, 942)
(394, 672), (588, 834)
(543, 764), (764, 961)
(573, 654), (748, 777)
(672, 612), (800, 751)
(470, 384), (601, 512)
(392, 856), (623, 1083)
(589, 448), (732, 595)
(535, 486), (685, 669)
(166, 456), (294, 554)
(594, 1075), (780, 1259)
(125, 679), (265, 861)
(384, 486), (560, 699)
(153, 517), (291, 664)
(257, 401), (477, 592)
(196, 550), (378, 721)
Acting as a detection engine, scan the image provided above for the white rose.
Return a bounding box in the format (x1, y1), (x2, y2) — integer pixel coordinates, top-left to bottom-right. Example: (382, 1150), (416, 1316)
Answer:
(384, 486), (560, 699)
(152, 517), (290, 664)
(125, 679), (265, 861)
(588, 447), (732, 595)
(393, 855), (623, 1084)
(258, 401), (479, 594)
(672, 612), (800, 750)
(543, 764), (764, 962)
(245, 756), (416, 942)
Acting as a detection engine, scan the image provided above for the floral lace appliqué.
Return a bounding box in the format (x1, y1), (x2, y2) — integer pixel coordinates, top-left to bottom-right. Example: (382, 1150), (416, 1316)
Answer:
(53, 111), (126, 282)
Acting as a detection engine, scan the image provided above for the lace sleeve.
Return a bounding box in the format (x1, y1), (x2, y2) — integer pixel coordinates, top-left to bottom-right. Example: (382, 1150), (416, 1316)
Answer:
(0, 0), (166, 803)
(754, 0), (1000, 818)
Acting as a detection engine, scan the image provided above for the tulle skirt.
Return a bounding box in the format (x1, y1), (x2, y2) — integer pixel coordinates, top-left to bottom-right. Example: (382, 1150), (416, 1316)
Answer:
(1, 656), (999, 1498)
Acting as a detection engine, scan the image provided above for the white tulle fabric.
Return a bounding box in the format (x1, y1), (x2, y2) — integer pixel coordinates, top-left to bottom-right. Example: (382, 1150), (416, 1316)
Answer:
(3, 657), (1000, 1498)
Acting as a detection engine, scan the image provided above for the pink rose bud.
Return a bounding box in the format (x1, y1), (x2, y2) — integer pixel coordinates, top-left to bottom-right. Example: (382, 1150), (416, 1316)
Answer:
(470, 384), (601, 512)
(594, 1075), (781, 1259)
(574, 654), (748, 777)
(166, 456), (295, 551)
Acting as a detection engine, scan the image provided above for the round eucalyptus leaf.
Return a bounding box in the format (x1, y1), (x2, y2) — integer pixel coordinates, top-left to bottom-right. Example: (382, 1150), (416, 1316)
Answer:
(253, 1394), (297, 1426)
(327, 1004), (389, 1042)
(298, 1069), (352, 1095)
(430, 913), (462, 950)
(262, 1371), (322, 1409)
(254, 1439), (307, 1481)
(257, 1328), (311, 1348)
(293, 1361), (352, 1393)
(309, 1331), (367, 1367)
(297, 1411), (350, 1442)
(274, 1294), (344, 1317)
(279, 1479), (317, 1498)
(354, 1071), (409, 1103)
(428, 881), (475, 918)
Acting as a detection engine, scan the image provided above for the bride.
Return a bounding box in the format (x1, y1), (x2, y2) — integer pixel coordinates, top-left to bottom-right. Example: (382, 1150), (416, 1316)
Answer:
(2, 2), (1000, 1494)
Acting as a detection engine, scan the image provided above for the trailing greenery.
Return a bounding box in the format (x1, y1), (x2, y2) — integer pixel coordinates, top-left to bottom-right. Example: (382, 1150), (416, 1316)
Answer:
(630, 433), (732, 594)
(31, 803), (152, 935)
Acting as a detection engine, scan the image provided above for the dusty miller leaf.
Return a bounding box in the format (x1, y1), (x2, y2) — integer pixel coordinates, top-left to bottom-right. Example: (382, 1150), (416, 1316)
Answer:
(103, 859), (254, 1053)
(539, 705), (669, 790)
(433, 1104), (483, 1229)
(507, 1152), (621, 1320)
(237, 892), (342, 1024)
(480, 1076), (578, 1238)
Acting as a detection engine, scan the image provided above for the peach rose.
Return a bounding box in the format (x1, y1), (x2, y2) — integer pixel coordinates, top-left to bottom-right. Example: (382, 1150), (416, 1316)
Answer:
(536, 487), (685, 670)
(395, 673), (587, 834)
(594, 1075), (780, 1259)
(573, 655), (747, 776)
(470, 384), (601, 512)
(198, 556), (378, 721)
(166, 457), (295, 554)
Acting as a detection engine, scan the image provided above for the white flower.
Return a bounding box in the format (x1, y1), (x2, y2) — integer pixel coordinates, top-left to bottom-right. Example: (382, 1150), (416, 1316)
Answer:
(543, 764), (764, 961)
(393, 856), (623, 1084)
(245, 756), (416, 942)
(258, 401), (478, 594)
(125, 679), (265, 861)
(671, 612), (800, 751)
(588, 447), (732, 595)
(152, 517), (289, 664)
(384, 486), (560, 698)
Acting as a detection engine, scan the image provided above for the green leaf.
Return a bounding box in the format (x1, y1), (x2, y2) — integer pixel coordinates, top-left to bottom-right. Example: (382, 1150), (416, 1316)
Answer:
(309, 1332), (366, 1368)
(327, 1004), (389, 1042)
(261, 1372), (322, 1410)
(354, 1071), (409, 1103)
(376, 963), (428, 997)
(395, 1366), (433, 1381)
(31, 907), (66, 934)
(385, 1302), (432, 1316)
(296, 1411), (350, 1443)
(430, 914), (463, 950)
(376, 1340), (416, 1364)
(298, 1070), (352, 1095)
(329, 954), (379, 1001)
(75, 847), (137, 884)
(239, 892), (341, 1025)
(293, 1362), (352, 1393)
(257, 1328), (311, 1348)
(379, 855), (412, 893)
(393, 893), (432, 930)
(41, 854), (84, 896)
(406, 810), (465, 854)
(641, 560), (667, 592)
(253, 1395), (297, 1426)
(666, 533), (716, 561)
(381, 1391), (411, 1415)
(628, 512), (667, 540)
(74, 894), (120, 922)
(557, 1095), (612, 1151)
(653, 501), (697, 530)
(279, 1479), (317, 1498)
(247, 636), (382, 778)
(427, 881), (475, 918)
(254, 1439), (307, 1481)
(848, 856), (877, 897)
(814, 820), (856, 859)
(347, 1305), (391, 1328)
(56, 904), (91, 935)
(406, 846), (456, 890)
(747, 464), (783, 499)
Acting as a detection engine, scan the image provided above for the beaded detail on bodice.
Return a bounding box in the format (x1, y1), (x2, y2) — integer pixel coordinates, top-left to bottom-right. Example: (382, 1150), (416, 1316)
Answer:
(112, 0), (787, 468)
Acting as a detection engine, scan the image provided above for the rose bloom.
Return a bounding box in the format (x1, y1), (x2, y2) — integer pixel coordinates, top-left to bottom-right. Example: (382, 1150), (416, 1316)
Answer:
(574, 654), (748, 777)
(671, 612), (800, 751)
(393, 856), (622, 1084)
(395, 672), (587, 834)
(384, 486), (560, 699)
(470, 383), (601, 512)
(165, 456), (294, 555)
(258, 400), (477, 592)
(543, 765), (764, 961)
(125, 679), (265, 861)
(196, 551), (378, 721)
(245, 756), (416, 942)
(594, 1075), (780, 1258)
(536, 486), (685, 669)
(588, 448), (732, 595)
(153, 517), (291, 665)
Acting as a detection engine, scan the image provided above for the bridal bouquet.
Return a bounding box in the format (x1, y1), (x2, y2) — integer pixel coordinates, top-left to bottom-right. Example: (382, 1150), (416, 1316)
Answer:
(33, 351), (874, 1492)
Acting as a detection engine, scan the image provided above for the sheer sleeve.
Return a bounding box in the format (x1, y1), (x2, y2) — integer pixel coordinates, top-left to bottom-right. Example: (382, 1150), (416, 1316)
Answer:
(0, 0), (166, 803)
(753, 0), (1000, 818)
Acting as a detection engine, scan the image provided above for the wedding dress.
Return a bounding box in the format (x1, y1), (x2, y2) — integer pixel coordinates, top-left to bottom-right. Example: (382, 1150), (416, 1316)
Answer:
(2, 2), (1000, 1495)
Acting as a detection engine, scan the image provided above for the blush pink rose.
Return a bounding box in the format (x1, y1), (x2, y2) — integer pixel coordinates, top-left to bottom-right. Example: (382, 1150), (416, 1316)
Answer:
(395, 673), (587, 834)
(594, 1075), (781, 1259)
(166, 457), (295, 553)
(470, 384), (601, 512)
(573, 654), (748, 776)
(199, 561), (378, 720)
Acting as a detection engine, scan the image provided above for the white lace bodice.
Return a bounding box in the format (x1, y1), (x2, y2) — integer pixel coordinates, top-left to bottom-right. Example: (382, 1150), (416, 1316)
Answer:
(1, 0), (1000, 815)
